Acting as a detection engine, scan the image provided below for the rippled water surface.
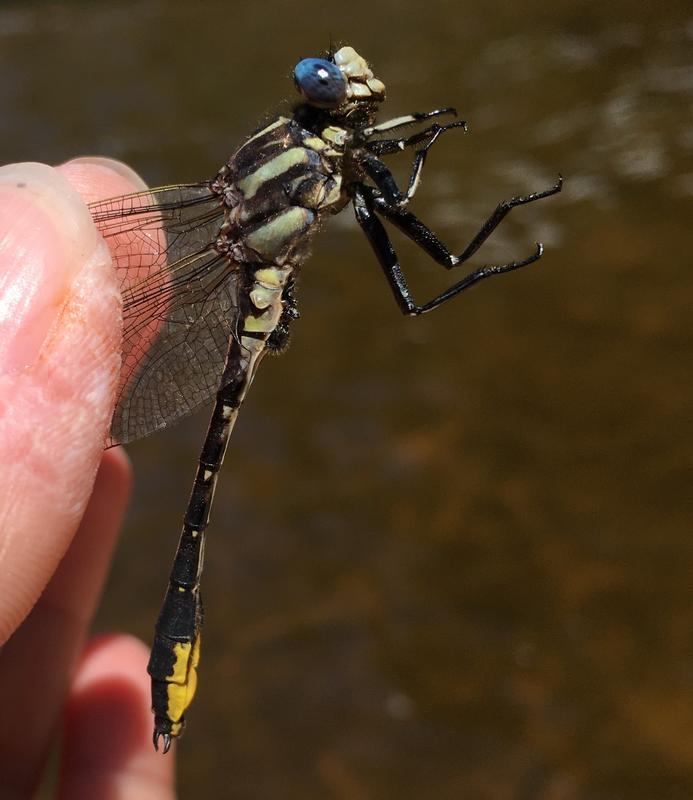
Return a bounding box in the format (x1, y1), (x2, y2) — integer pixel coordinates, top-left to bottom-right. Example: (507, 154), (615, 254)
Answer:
(4, 1), (693, 797)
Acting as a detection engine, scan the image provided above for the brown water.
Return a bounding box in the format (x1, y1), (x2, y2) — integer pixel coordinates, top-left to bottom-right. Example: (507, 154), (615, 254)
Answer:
(4, 1), (693, 797)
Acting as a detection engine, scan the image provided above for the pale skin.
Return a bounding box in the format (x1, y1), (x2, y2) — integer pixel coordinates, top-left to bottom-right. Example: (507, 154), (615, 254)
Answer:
(0, 158), (176, 799)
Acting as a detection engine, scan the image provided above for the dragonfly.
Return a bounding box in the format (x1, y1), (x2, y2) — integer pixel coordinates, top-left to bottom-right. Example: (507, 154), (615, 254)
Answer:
(89, 45), (562, 752)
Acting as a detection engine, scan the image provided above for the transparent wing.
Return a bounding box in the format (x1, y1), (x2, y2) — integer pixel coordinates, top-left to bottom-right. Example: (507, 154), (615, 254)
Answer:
(89, 184), (244, 446)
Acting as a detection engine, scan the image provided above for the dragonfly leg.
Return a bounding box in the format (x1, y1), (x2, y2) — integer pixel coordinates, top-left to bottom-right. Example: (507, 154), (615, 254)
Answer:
(362, 121), (468, 206)
(361, 106), (458, 137)
(365, 176), (563, 266)
(365, 119), (467, 157)
(353, 182), (559, 315)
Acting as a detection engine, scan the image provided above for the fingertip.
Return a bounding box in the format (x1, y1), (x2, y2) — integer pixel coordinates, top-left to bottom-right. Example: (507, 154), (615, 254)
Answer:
(58, 157), (148, 204)
(60, 634), (176, 800)
(0, 449), (136, 781)
(96, 447), (133, 509)
(0, 163), (106, 375)
(0, 162), (102, 253)
(0, 162), (123, 641)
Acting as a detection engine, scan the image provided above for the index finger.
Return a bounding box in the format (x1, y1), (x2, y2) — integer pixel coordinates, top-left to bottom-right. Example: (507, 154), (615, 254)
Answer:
(0, 158), (145, 641)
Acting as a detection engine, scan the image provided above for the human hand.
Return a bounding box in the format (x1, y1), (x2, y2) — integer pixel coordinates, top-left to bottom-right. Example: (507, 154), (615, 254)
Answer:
(0, 159), (176, 798)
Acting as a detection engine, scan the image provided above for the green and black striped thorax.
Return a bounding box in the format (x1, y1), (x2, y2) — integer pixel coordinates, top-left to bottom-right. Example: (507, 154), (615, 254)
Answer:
(205, 46), (386, 349)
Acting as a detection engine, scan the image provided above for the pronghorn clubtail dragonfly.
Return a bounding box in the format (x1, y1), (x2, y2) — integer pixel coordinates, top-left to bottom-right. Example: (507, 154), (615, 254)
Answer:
(89, 45), (562, 751)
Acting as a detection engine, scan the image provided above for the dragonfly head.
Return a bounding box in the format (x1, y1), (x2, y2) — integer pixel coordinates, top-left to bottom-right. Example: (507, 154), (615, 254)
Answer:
(293, 46), (386, 117)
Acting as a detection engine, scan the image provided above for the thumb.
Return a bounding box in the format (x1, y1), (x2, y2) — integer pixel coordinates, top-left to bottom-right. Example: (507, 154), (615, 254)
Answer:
(0, 162), (122, 642)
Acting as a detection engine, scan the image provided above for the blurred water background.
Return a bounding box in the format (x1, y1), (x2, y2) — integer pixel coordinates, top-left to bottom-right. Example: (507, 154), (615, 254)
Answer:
(3, 0), (693, 797)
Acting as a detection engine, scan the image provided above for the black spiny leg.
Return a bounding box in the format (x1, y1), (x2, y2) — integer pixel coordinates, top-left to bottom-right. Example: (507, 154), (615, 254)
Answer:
(353, 179), (562, 315)
(361, 107), (458, 137)
(365, 120), (466, 158)
(363, 121), (468, 206)
(366, 177), (563, 266)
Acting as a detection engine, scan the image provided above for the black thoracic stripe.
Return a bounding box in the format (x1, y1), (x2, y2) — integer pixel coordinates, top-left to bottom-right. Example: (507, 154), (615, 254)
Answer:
(232, 120), (295, 173)
(238, 164), (322, 225)
(240, 329), (266, 340)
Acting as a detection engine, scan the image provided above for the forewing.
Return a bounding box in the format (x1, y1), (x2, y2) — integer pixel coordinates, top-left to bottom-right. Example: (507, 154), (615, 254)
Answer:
(90, 184), (243, 446)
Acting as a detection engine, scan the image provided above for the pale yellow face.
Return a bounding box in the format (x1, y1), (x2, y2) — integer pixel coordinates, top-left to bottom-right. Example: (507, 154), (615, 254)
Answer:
(333, 46), (386, 106)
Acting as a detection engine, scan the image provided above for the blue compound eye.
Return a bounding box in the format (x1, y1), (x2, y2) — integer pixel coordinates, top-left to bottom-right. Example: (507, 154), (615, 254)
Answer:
(293, 58), (347, 108)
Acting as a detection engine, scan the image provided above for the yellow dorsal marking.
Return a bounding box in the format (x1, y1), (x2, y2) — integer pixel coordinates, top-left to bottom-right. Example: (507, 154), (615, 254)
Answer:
(165, 638), (201, 723)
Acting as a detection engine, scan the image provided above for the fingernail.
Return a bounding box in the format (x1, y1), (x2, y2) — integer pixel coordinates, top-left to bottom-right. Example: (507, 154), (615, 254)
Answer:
(0, 162), (101, 375)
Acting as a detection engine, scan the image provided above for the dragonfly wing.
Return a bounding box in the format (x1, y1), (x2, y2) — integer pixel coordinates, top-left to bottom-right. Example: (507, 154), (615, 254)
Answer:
(89, 184), (243, 446)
